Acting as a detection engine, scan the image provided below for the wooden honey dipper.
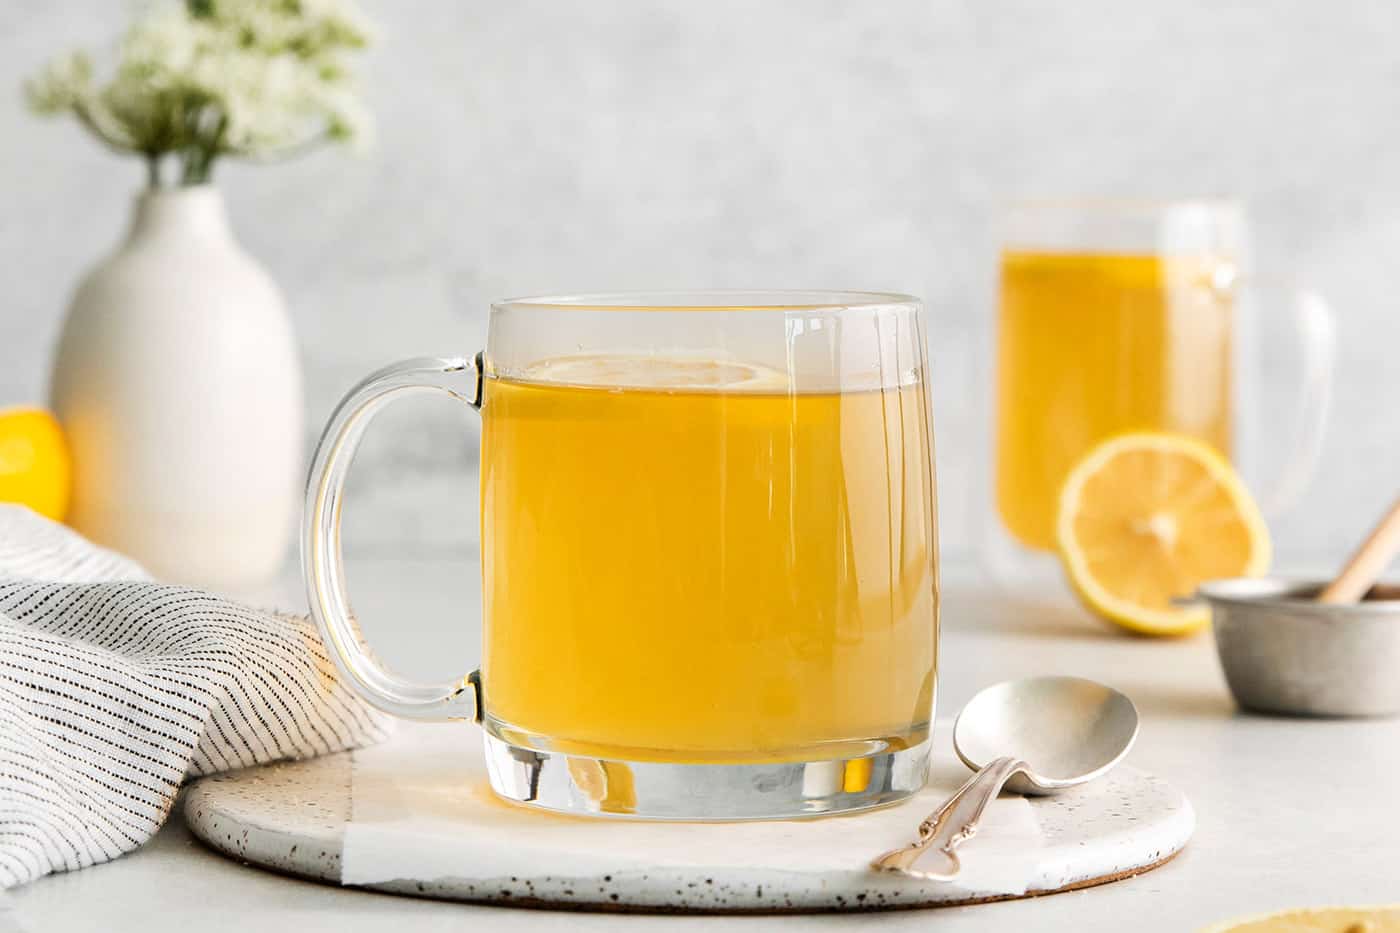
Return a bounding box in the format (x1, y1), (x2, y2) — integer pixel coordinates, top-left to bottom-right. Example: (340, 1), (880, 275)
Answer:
(1318, 496), (1400, 603)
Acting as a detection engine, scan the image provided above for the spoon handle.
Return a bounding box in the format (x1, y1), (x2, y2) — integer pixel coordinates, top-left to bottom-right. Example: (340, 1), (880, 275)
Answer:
(870, 756), (1027, 880)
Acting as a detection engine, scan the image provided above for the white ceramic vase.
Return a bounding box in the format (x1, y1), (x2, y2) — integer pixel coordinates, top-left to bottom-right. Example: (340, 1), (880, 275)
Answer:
(50, 186), (303, 586)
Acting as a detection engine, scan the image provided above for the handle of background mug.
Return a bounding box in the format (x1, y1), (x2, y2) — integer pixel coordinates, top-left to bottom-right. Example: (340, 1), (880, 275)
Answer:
(1260, 290), (1336, 517)
(303, 353), (484, 722)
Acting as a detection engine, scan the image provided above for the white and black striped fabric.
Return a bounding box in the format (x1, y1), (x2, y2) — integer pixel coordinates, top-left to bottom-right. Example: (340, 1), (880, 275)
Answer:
(0, 505), (391, 887)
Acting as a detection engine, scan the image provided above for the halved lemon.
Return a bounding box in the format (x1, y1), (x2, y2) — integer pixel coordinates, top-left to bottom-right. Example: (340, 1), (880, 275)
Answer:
(1056, 432), (1270, 636)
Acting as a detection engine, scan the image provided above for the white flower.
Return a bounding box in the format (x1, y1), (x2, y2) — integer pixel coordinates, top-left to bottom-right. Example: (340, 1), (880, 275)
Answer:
(25, 51), (93, 114)
(25, 0), (376, 183)
(122, 7), (208, 76)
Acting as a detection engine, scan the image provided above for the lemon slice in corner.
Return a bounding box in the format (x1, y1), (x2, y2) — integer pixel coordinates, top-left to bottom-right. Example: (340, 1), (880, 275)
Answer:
(1056, 432), (1271, 636)
(1199, 904), (1400, 932)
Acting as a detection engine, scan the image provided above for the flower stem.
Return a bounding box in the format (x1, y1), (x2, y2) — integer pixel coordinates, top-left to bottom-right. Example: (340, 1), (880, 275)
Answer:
(71, 101), (139, 157)
(180, 145), (218, 185)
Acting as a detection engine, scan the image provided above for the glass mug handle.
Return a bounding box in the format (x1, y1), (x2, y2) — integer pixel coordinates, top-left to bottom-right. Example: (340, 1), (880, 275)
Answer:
(303, 354), (484, 722)
(1261, 289), (1336, 516)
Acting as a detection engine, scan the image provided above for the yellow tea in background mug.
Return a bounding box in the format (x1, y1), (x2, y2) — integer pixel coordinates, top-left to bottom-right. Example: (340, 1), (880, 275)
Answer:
(305, 291), (940, 820)
(995, 249), (1235, 550)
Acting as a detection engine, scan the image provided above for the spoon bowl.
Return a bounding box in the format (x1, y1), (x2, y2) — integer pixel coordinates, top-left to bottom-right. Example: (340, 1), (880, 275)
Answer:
(954, 675), (1140, 795)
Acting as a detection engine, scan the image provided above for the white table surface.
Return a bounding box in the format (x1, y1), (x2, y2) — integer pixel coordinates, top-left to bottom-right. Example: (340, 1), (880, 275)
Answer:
(7, 557), (1397, 932)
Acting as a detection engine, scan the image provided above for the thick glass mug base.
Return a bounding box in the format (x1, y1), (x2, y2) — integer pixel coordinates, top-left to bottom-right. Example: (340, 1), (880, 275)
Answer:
(481, 728), (932, 821)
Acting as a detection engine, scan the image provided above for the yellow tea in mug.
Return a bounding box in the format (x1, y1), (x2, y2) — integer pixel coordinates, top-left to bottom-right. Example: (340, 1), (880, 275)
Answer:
(480, 356), (938, 764)
(995, 251), (1234, 550)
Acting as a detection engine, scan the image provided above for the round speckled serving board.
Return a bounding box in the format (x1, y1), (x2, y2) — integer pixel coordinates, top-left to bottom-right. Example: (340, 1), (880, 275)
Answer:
(183, 728), (1193, 913)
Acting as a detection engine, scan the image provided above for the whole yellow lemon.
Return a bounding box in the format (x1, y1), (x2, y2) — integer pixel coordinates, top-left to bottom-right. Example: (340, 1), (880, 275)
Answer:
(0, 408), (72, 522)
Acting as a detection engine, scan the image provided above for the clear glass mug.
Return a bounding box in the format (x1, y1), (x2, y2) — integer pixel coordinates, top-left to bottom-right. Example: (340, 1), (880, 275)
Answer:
(304, 291), (940, 820)
(980, 200), (1335, 581)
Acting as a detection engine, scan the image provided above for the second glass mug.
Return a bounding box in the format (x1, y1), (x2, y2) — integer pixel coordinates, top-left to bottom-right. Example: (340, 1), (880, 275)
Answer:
(304, 291), (940, 820)
(982, 200), (1335, 580)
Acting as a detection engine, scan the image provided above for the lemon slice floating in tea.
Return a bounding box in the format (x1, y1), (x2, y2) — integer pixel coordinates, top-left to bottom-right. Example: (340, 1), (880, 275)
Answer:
(1056, 432), (1270, 636)
(518, 354), (789, 391)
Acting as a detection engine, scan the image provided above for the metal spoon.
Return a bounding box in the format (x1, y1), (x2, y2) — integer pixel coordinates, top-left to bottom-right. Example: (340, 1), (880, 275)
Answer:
(871, 676), (1139, 880)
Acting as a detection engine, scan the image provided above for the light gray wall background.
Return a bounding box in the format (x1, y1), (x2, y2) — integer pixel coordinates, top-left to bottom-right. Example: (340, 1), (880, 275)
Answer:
(3, 0), (1398, 566)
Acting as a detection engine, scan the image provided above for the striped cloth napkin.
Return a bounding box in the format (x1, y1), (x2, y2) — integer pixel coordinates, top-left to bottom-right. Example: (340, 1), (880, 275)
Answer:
(0, 505), (390, 887)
